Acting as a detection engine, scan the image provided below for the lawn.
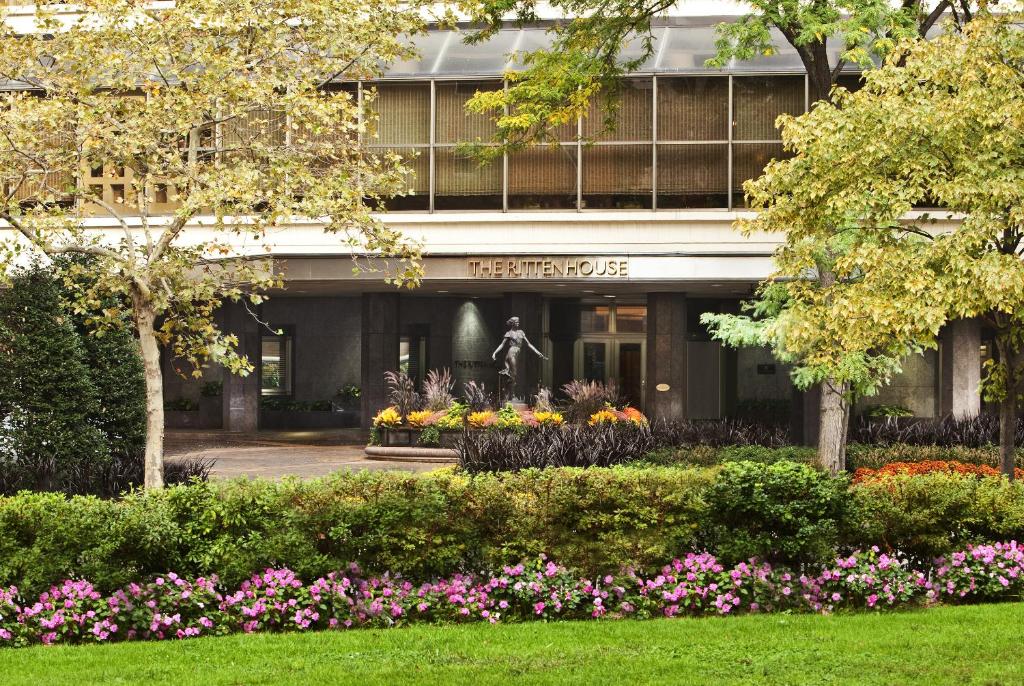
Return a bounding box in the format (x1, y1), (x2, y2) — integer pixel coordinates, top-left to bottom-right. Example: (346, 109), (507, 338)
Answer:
(1, 604), (1021, 685)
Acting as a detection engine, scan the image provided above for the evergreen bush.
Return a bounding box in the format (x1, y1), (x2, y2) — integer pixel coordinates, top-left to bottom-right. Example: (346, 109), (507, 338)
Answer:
(0, 269), (109, 492)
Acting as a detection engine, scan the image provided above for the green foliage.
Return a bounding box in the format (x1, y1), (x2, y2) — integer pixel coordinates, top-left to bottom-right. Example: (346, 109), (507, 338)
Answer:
(417, 424), (442, 447)
(0, 268), (110, 491)
(641, 445), (818, 468)
(458, 0), (954, 150)
(863, 404), (914, 419)
(702, 461), (849, 566)
(200, 381), (223, 398)
(260, 398), (333, 412)
(846, 443), (1024, 470)
(0, 467), (714, 595)
(845, 473), (1024, 560)
(2, 463), (1024, 596)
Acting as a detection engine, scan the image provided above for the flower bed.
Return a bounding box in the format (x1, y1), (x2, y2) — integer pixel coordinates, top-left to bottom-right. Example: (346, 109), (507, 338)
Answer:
(371, 401), (644, 448)
(853, 460), (1024, 484)
(2, 542), (1022, 648)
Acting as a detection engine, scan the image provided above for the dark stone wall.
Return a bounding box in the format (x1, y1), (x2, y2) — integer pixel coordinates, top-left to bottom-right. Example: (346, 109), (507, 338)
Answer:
(646, 292), (687, 421)
(361, 293), (400, 426)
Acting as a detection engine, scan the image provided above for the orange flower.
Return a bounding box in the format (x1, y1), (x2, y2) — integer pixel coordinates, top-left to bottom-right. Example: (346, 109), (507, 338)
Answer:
(853, 460), (1024, 484)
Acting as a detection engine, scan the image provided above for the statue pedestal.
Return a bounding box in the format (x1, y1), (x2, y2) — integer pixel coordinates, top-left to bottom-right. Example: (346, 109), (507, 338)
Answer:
(508, 401), (529, 411)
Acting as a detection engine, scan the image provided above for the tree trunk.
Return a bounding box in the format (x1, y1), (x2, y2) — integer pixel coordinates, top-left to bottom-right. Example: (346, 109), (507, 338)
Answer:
(818, 378), (850, 475)
(994, 334), (1018, 481)
(132, 290), (165, 489)
(999, 394), (1016, 481)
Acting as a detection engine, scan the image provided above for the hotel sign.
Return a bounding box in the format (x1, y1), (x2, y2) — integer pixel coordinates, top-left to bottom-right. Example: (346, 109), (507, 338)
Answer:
(467, 257), (629, 279)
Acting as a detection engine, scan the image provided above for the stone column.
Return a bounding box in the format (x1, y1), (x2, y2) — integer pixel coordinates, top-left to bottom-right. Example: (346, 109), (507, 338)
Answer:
(502, 292), (544, 403)
(361, 293), (401, 426)
(221, 301), (260, 433)
(646, 292), (687, 421)
(941, 318), (982, 418)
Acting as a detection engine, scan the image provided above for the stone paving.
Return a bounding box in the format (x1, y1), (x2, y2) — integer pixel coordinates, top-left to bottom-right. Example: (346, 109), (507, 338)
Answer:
(166, 429), (443, 479)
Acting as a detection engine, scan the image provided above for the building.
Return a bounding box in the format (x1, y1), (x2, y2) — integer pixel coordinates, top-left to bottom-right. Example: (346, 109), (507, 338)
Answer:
(0, 4), (984, 435)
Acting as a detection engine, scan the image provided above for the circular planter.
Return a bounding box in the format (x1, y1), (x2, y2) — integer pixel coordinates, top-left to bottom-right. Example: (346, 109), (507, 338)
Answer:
(364, 445), (458, 463)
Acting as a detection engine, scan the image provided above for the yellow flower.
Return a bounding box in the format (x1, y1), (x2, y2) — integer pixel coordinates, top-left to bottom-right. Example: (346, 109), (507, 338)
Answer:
(534, 411), (564, 426)
(372, 406), (402, 428)
(588, 409), (618, 426)
(406, 410), (433, 428)
(467, 411), (496, 429)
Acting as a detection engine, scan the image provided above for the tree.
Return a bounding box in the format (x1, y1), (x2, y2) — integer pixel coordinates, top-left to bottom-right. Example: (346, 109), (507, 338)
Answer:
(57, 257), (147, 461)
(711, 13), (1024, 477)
(459, 0), (978, 470)
(0, 268), (110, 492)
(0, 0), (425, 488)
(460, 0), (970, 148)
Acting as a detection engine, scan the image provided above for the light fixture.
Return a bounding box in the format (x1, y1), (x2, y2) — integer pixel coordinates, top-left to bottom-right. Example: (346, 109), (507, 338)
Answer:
(437, 290), (448, 293)
(603, 294), (616, 298)
(582, 290), (595, 294)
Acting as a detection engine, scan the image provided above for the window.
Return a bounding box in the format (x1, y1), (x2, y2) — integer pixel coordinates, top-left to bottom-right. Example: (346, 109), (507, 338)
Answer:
(368, 82), (431, 211)
(731, 76), (804, 201)
(580, 305), (611, 333)
(656, 76), (729, 209)
(260, 332), (293, 396)
(434, 81), (503, 210)
(582, 80), (654, 210)
(580, 304), (646, 333)
(615, 305), (647, 333)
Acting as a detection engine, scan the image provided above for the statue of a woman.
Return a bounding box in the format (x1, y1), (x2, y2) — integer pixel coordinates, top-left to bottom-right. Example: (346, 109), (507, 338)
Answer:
(492, 316), (547, 402)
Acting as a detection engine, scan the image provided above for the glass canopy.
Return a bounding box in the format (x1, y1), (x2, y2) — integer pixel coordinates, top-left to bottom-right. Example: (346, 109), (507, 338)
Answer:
(382, 23), (860, 78)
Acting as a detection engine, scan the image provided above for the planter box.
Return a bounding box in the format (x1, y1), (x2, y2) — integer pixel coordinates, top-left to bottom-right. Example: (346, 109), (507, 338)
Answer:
(165, 397), (222, 429)
(260, 409), (360, 430)
(382, 428), (461, 449)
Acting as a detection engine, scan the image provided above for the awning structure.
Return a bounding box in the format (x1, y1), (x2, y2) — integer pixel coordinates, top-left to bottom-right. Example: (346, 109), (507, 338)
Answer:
(382, 21), (860, 79)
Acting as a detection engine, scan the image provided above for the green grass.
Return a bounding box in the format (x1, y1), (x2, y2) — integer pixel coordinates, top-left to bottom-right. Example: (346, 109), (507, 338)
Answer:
(2, 604), (1022, 685)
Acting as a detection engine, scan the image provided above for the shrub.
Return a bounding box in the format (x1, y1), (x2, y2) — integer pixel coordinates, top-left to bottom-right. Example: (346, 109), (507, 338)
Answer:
(844, 473), (1024, 561)
(853, 461), (1024, 483)
(846, 443), (1023, 470)
(640, 445), (817, 468)
(850, 414), (1024, 448)
(701, 461), (849, 566)
(650, 418), (790, 449)
(5, 542), (1024, 647)
(458, 423), (657, 471)
(0, 467), (713, 596)
(0, 268), (110, 494)
(561, 380), (618, 424)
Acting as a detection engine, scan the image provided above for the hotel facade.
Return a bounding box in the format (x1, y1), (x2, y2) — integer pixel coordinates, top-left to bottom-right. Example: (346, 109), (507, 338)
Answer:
(2, 6), (985, 437)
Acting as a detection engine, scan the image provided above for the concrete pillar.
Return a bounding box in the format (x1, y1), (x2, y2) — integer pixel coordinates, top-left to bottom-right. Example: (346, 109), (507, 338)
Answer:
(221, 301), (260, 433)
(503, 292), (544, 403)
(361, 293), (401, 426)
(646, 292), (687, 421)
(941, 318), (982, 418)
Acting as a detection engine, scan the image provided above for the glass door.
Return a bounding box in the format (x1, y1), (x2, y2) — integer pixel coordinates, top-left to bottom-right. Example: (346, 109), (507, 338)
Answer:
(575, 338), (646, 409)
(616, 340), (645, 408)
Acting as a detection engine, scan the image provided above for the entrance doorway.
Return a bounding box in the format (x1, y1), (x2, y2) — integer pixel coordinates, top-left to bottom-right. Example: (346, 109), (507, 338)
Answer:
(575, 337), (647, 409)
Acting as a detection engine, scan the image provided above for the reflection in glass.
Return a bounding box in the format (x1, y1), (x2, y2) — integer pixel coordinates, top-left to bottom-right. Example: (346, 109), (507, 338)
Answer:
(583, 342), (607, 382)
(581, 305), (611, 333)
(261, 335), (293, 396)
(615, 305), (647, 333)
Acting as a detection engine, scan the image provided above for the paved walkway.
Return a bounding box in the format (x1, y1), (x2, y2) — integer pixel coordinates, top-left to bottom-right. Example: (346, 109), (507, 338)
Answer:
(166, 429), (445, 479)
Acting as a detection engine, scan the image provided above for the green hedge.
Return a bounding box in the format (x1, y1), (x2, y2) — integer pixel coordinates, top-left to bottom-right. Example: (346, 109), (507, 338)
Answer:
(2, 463), (1023, 596)
(846, 443), (1024, 469)
(646, 443), (1023, 470)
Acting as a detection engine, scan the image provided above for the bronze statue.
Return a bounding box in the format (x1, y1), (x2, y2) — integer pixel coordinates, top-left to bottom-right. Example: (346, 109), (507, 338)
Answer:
(492, 316), (547, 402)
